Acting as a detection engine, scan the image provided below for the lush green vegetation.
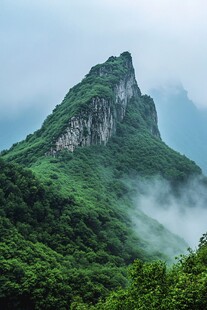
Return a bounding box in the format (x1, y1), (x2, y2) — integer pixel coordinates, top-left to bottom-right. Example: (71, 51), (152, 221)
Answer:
(0, 52), (204, 309)
(79, 235), (207, 309)
(0, 158), (129, 308)
(0, 156), (176, 309)
(0, 155), (203, 309)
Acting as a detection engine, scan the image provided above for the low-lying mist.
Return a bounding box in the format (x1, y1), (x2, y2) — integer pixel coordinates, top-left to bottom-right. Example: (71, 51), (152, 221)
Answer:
(130, 176), (207, 251)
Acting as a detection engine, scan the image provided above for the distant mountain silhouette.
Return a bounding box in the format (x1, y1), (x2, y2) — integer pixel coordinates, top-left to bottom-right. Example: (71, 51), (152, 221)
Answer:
(151, 85), (207, 175)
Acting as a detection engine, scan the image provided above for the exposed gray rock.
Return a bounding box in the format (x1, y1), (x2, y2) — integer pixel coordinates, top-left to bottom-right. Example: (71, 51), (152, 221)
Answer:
(51, 70), (138, 153)
(55, 97), (115, 152)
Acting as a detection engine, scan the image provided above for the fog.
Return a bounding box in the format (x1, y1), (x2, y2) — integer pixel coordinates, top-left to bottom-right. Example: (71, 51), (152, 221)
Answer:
(132, 176), (207, 250)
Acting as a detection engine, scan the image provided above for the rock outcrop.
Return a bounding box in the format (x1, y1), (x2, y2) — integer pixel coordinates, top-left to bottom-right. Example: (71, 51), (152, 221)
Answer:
(55, 98), (114, 152)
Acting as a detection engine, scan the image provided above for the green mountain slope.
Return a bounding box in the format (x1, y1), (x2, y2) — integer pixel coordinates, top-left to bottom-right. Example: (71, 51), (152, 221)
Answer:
(0, 155), (189, 308)
(0, 52), (202, 308)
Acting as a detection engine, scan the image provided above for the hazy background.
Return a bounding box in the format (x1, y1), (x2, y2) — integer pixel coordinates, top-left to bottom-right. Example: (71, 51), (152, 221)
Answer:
(152, 85), (207, 175)
(132, 176), (207, 249)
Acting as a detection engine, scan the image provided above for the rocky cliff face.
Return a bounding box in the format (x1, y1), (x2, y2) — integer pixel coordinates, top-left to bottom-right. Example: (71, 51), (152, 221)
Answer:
(49, 52), (159, 154)
(55, 97), (115, 152)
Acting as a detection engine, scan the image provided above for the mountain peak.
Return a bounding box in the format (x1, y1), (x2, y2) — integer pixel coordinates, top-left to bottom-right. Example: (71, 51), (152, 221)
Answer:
(48, 52), (151, 154)
(87, 51), (134, 80)
(119, 51), (133, 65)
(3, 52), (161, 162)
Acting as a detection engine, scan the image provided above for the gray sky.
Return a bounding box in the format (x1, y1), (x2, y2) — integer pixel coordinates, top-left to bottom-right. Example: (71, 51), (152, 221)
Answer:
(1, 0), (207, 121)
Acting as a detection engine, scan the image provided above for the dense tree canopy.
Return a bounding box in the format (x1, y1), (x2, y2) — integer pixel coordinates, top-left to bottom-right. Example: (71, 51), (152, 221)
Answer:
(75, 237), (207, 309)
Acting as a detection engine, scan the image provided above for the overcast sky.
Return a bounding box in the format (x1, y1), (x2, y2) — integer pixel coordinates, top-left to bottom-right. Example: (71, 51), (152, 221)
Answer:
(1, 0), (207, 122)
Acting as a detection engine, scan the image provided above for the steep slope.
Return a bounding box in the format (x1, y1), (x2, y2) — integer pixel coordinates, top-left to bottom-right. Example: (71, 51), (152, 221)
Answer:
(0, 52), (202, 308)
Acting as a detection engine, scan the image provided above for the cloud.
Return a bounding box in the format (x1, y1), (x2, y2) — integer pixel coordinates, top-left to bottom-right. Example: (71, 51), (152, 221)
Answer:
(1, 0), (207, 120)
(132, 176), (207, 249)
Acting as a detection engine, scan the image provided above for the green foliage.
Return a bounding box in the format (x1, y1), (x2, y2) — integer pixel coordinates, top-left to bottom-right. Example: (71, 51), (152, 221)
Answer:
(88, 239), (207, 309)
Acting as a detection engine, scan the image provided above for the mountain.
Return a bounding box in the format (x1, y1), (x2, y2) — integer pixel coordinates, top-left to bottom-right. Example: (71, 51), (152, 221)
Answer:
(2, 52), (159, 163)
(0, 52), (202, 308)
(151, 85), (207, 175)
